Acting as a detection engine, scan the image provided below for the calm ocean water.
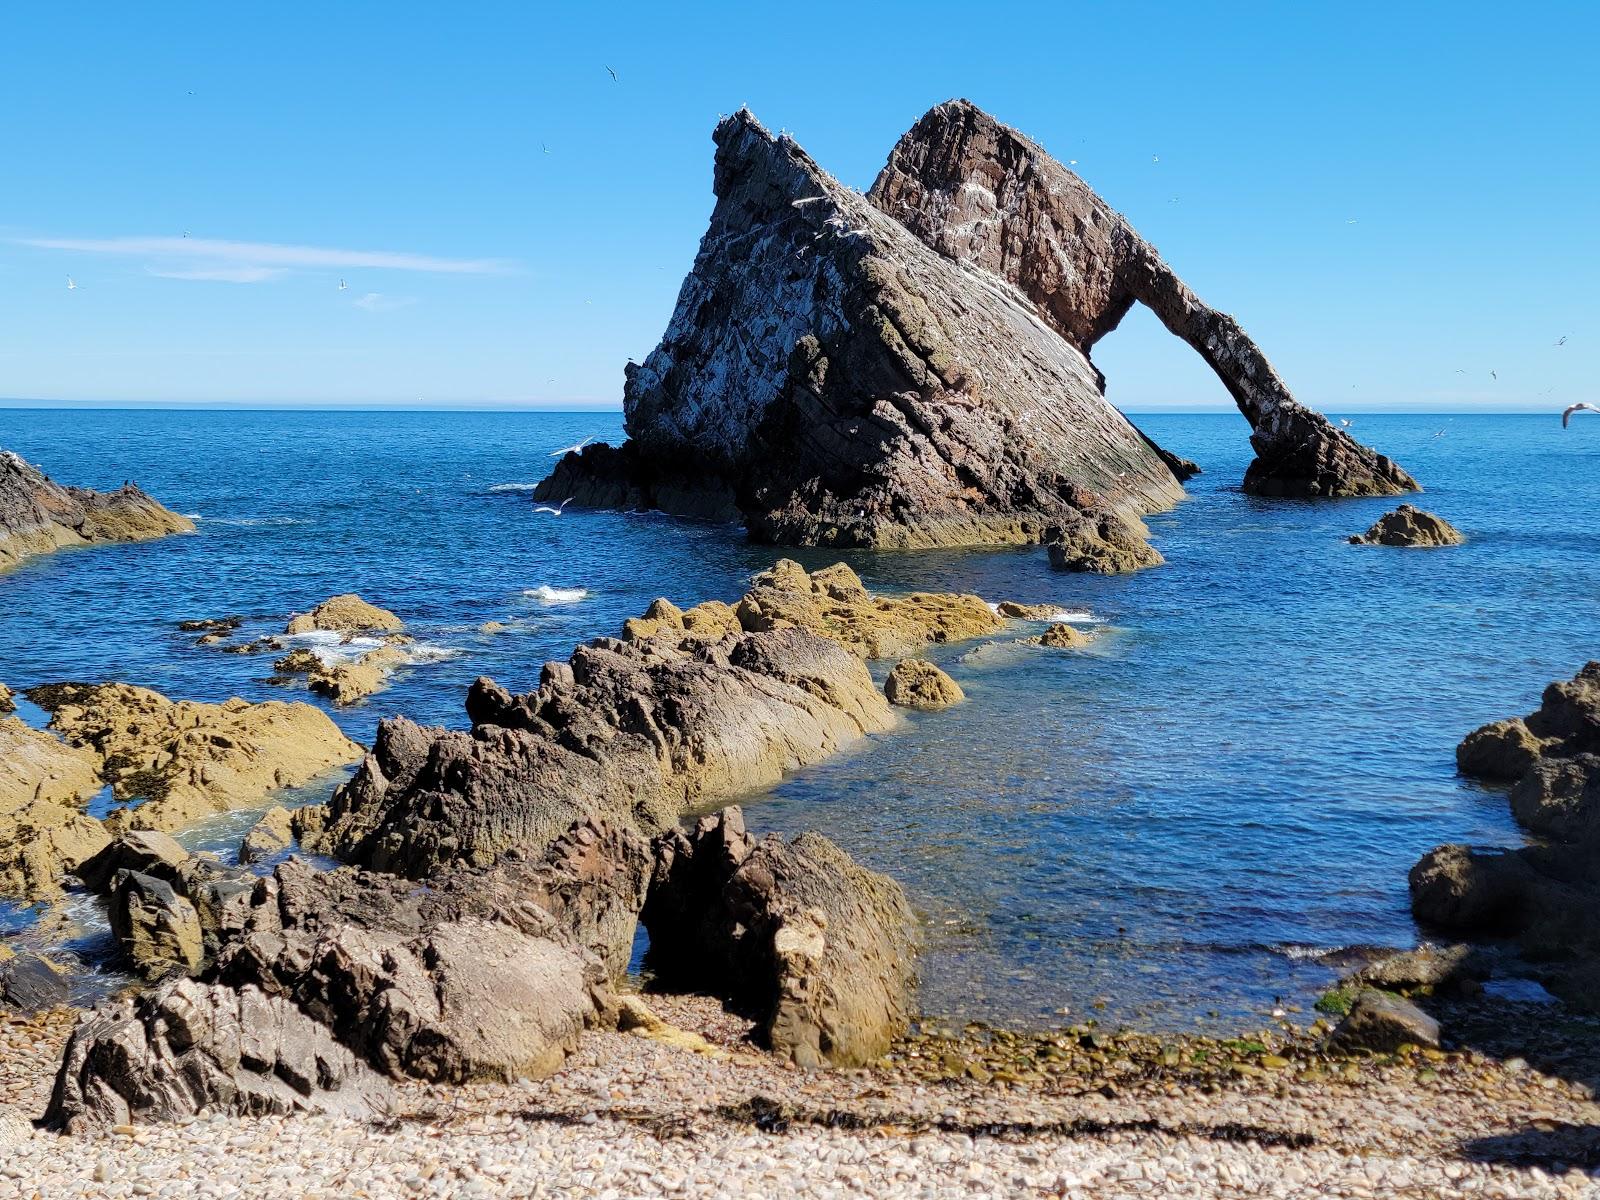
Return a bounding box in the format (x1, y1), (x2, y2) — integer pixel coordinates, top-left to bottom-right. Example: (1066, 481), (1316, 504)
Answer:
(2, 407), (1596, 1029)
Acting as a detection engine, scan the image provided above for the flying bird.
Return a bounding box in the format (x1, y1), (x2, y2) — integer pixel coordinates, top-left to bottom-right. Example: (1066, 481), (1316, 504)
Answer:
(66, 276), (77, 291)
(1151, 154), (1160, 163)
(549, 436), (594, 458)
(542, 142), (551, 154)
(338, 279), (348, 291)
(1491, 370), (1497, 380)
(534, 496), (575, 516)
(1338, 417), (1354, 429)
(1562, 402), (1600, 428)
(605, 65), (618, 82)
(1555, 335), (1568, 346)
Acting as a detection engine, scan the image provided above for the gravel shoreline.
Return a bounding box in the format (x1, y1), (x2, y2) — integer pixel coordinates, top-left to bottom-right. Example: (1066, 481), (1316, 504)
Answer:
(5, 994), (1599, 1199)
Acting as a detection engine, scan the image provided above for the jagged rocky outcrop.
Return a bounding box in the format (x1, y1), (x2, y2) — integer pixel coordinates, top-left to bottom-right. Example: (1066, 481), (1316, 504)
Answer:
(45, 818), (651, 1129)
(1348, 505), (1464, 547)
(642, 807), (917, 1068)
(868, 100), (1419, 499)
(304, 562), (998, 878)
(538, 108), (1185, 551)
(1410, 663), (1600, 1010)
(0, 710), (107, 901)
(0, 449), (193, 572)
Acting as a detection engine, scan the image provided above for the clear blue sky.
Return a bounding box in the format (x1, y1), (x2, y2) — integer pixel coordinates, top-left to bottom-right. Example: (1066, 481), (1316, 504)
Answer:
(1, 1), (1593, 411)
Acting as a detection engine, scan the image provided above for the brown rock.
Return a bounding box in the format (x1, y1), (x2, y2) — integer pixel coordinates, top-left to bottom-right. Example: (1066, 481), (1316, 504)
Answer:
(643, 807), (917, 1068)
(238, 806), (296, 865)
(883, 660), (964, 710)
(0, 948), (70, 1013)
(109, 870), (204, 978)
(283, 594), (402, 635)
(0, 449), (193, 572)
(1348, 505), (1464, 547)
(0, 716), (108, 901)
(1026, 623), (1093, 650)
(535, 109), (1184, 552)
(1045, 510), (1164, 574)
(994, 602), (1063, 620)
(45, 979), (395, 1131)
(1329, 990), (1440, 1053)
(26, 682), (362, 833)
(869, 100), (1419, 500)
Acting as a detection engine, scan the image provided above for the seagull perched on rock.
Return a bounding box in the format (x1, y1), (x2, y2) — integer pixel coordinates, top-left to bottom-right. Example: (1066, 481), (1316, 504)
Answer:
(549, 436), (594, 458)
(1562, 402), (1600, 428)
(533, 496), (575, 516)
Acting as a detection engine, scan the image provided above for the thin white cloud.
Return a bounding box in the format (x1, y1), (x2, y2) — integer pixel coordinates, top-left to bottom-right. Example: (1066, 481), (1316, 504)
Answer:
(16, 235), (512, 275)
(351, 292), (417, 312)
(146, 264), (289, 284)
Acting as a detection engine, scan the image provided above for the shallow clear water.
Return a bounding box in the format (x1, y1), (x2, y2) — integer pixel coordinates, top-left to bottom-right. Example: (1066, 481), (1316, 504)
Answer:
(2, 408), (1596, 1029)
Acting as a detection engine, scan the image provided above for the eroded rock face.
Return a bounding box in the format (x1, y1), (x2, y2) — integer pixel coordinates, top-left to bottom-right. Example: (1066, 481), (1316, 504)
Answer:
(868, 101), (1419, 500)
(1348, 505), (1464, 547)
(26, 682), (363, 833)
(109, 871), (204, 978)
(1412, 663), (1600, 1010)
(538, 109), (1184, 552)
(643, 807), (916, 1068)
(0, 450), (194, 572)
(884, 660), (964, 710)
(1045, 510), (1164, 574)
(0, 947), (69, 1013)
(1025, 623), (1093, 650)
(45, 979), (396, 1132)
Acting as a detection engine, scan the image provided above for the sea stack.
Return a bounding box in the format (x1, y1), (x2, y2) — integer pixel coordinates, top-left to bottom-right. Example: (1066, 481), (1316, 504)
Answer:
(0, 449), (193, 571)
(539, 108), (1185, 552)
(867, 101), (1418, 498)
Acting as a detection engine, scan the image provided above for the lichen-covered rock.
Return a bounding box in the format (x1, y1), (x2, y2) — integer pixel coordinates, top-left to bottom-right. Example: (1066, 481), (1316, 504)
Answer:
(283, 593), (403, 635)
(0, 449), (193, 572)
(27, 682), (362, 833)
(537, 110), (1184, 552)
(1045, 510), (1164, 574)
(238, 806), (296, 865)
(643, 807), (916, 1068)
(0, 715), (108, 900)
(1329, 990), (1440, 1053)
(1025, 623), (1093, 650)
(884, 660), (964, 710)
(869, 100), (1418, 500)
(44, 979), (395, 1132)
(1348, 505), (1464, 547)
(109, 870), (204, 978)
(733, 560), (1002, 659)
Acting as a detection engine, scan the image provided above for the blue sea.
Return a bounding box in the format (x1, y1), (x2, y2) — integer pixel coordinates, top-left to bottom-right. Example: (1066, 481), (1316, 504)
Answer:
(2, 408), (1596, 1030)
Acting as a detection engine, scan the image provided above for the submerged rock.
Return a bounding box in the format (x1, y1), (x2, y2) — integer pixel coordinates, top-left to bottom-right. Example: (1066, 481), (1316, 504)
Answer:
(283, 594), (403, 635)
(884, 660), (964, 710)
(0, 449), (193, 572)
(869, 100), (1418, 499)
(1348, 505), (1464, 547)
(538, 109), (1183, 552)
(1412, 662), (1600, 1010)
(24, 682), (362, 834)
(1025, 623), (1094, 650)
(643, 807), (916, 1067)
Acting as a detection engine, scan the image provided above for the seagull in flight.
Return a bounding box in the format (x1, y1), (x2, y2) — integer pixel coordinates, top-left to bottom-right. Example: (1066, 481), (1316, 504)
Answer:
(549, 436), (594, 458)
(1338, 417), (1354, 429)
(542, 142), (551, 155)
(66, 276), (78, 291)
(1562, 402), (1600, 428)
(1491, 370), (1497, 380)
(338, 279), (348, 292)
(1555, 335), (1568, 346)
(605, 65), (618, 82)
(534, 496), (575, 516)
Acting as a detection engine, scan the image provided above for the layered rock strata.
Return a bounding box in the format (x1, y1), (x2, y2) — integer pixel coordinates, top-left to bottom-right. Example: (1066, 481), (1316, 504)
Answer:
(0, 449), (192, 571)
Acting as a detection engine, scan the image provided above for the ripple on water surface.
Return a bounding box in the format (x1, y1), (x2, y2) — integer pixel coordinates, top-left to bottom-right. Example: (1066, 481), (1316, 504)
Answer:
(0, 409), (1596, 1030)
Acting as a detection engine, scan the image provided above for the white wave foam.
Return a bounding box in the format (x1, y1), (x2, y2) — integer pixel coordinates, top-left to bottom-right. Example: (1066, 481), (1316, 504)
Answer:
(1270, 943), (1346, 962)
(984, 601), (1001, 614)
(488, 483), (540, 493)
(1050, 610), (1103, 625)
(524, 585), (588, 604)
(179, 513), (202, 520)
(284, 630), (462, 667)
(204, 516), (310, 527)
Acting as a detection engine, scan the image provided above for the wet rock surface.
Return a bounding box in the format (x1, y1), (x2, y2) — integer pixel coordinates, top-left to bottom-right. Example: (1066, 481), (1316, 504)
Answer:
(1330, 991), (1441, 1053)
(0, 449), (193, 572)
(537, 108), (1184, 551)
(283, 593), (403, 635)
(0, 946), (69, 1013)
(869, 100), (1419, 500)
(1045, 510), (1165, 573)
(1349, 504), (1465, 547)
(643, 807), (917, 1068)
(1412, 662), (1600, 1010)
(883, 659), (964, 710)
